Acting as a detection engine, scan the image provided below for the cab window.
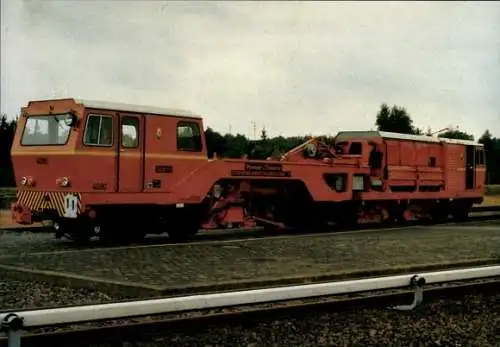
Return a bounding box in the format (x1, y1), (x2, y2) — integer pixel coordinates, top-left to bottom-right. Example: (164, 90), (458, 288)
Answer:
(21, 115), (71, 146)
(83, 114), (113, 146)
(121, 117), (139, 148)
(177, 121), (202, 152)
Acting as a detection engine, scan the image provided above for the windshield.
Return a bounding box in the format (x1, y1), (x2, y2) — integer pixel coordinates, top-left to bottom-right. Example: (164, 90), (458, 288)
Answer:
(21, 114), (72, 146)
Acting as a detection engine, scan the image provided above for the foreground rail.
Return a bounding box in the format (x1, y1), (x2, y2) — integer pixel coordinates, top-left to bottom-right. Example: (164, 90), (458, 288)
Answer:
(2, 265), (500, 346)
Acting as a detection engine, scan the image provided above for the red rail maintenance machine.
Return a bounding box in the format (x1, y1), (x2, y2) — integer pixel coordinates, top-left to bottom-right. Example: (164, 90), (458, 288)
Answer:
(10, 98), (486, 244)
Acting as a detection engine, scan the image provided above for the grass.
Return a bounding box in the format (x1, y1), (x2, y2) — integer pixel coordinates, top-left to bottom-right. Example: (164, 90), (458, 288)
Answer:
(0, 187), (15, 195)
(486, 185), (500, 196)
(483, 195), (500, 206)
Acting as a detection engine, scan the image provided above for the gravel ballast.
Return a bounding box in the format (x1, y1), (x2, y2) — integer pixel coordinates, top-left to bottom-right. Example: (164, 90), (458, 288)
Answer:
(0, 279), (127, 311)
(3, 285), (496, 347)
(93, 289), (500, 347)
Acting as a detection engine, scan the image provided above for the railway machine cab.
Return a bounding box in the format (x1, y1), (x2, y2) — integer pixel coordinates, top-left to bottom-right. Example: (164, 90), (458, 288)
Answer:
(10, 98), (207, 229)
(334, 131), (386, 192)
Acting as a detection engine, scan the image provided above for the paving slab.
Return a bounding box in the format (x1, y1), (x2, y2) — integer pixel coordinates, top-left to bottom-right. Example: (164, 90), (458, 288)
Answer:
(0, 222), (499, 296)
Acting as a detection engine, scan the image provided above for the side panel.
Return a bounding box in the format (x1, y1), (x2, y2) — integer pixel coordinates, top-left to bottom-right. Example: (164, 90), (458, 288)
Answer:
(143, 116), (207, 192)
(444, 144), (465, 193)
(385, 139), (417, 189)
(118, 113), (144, 192)
(77, 109), (117, 192)
(383, 139), (447, 192)
(385, 140), (400, 166)
(416, 142), (445, 189)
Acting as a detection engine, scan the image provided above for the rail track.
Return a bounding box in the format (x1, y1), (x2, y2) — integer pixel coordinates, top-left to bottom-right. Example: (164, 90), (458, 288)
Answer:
(1, 213), (499, 345)
(1, 277), (499, 347)
(3, 206), (499, 251)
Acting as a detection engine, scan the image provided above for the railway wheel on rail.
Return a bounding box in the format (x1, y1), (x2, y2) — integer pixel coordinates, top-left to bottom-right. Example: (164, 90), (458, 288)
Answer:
(335, 202), (360, 230)
(56, 217), (95, 246)
(429, 201), (451, 224)
(164, 207), (202, 242)
(96, 215), (146, 246)
(166, 219), (200, 242)
(451, 201), (472, 222)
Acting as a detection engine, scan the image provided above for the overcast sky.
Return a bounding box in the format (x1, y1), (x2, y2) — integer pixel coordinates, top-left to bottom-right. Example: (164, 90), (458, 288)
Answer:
(1, 1), (499, 139)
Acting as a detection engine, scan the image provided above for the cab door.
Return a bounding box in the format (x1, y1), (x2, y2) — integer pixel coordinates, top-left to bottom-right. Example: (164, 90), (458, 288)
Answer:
(465, 145), (475, 190)
(117, 114), (144, 192)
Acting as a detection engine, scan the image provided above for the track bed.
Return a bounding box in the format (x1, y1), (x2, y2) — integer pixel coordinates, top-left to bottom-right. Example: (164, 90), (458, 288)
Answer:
(0, 220), (499, 311)
(1, 279), (499, 347)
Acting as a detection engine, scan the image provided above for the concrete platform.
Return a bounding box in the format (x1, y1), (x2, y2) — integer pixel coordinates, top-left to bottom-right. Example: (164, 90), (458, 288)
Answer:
(0, 221), (499, 297)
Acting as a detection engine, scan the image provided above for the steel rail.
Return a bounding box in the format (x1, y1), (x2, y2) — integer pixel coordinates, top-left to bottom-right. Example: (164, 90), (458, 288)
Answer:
(2, 207), (499, 249)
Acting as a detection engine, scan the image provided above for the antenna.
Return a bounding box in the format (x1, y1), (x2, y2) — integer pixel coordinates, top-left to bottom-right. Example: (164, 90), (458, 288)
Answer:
(431, 127), (451, 136)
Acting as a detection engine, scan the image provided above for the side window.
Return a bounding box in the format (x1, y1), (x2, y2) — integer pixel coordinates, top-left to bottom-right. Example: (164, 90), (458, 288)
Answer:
(121, 117), (139, 148)
(177, 121), (202, 152)
(83, 114), (113, 146)
(474, 148), (484, 165)
(368, 144), (383, 169)
(429, 156), (437, 167)
(348, 142), (362, 155)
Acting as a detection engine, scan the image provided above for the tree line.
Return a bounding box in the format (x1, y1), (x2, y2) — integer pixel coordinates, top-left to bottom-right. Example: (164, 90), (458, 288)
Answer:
(1, 103), (499, 186)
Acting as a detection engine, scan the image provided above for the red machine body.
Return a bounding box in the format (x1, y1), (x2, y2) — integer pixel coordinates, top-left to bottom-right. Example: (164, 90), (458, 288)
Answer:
(10, 98), (486, 243)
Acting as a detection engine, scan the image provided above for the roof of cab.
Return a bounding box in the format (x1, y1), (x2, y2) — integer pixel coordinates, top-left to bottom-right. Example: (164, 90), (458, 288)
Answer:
(75, 99), (202, 119)
(335, 130), (482, 147)
(26, 98), (202, 119)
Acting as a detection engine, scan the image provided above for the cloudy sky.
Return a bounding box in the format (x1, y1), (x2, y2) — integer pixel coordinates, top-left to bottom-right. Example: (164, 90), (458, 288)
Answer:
(1, 1), (499, 139)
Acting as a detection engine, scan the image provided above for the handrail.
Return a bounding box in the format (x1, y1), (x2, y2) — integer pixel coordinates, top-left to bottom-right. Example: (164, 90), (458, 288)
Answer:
(1, 265), (500, 346)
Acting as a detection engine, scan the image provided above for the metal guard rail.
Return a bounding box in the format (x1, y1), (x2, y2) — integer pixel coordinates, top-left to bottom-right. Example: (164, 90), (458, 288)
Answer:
(1, 265), (500, 346)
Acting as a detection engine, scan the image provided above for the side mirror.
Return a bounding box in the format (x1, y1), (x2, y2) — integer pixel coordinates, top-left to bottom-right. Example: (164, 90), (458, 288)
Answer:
(63, 112), (77, 127)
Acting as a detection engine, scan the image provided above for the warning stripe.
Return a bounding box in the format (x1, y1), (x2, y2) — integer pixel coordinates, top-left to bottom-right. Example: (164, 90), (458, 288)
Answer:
(16, 190), (82, 217)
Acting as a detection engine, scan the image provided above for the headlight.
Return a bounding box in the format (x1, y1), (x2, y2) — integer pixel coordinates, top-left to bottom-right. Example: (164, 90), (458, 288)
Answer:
(26, 177), (35, 186)
(61, 177), (70, 186)
(20, 177), (27, 186)
(57, 176), (71, 187)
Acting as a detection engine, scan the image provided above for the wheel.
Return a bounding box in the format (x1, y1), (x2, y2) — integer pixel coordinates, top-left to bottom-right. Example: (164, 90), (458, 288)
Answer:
(97, 217), (119, 246)
(65, 218), (93, 246)
(98, 217), (146, 246)
(451, 201), (472, 222)
(166, 216), (200, 242)
(430, 205), (449, 224)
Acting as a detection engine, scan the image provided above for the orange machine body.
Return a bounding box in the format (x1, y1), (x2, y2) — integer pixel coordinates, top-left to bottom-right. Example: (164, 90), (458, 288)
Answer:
(10, 98), (486, 243)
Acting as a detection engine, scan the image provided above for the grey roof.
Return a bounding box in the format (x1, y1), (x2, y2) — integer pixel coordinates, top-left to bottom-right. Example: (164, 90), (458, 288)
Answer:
(335, 130), (482, 146)
(74, 98), (202, 119)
